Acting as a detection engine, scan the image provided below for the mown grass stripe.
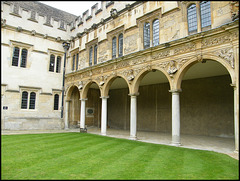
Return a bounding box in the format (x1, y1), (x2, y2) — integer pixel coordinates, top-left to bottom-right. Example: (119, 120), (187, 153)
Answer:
(1, 133), (238, 180)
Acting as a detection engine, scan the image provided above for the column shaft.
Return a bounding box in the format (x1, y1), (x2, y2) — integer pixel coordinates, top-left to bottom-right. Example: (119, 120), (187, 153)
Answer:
(130, 95), (137, 139)
(80, 99), (86, 129)
(101, 97), (108, 135)
(171, 91), (181, 146)
(64, 101), (69, 129)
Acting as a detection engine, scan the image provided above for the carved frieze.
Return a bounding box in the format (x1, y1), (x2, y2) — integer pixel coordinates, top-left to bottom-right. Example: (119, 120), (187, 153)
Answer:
(202, 35), (230, 48)
(152, 50), (170, 59)
(131, 57), (147, 65)
(174, 43), (196, 55)
(116, 60), (130, 69)
(92, 68), (102, 75)
(215, 48), (234, 68)
(103, 65), (114, 72)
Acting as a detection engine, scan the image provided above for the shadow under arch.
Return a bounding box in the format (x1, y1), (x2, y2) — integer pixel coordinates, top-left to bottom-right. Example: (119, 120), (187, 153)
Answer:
(66, 84), (80, 100)
(175, 54), (236, 90)
(132, 66), (172, 94)
(103, 74), (131, 97)
(81, 80), (101, 99)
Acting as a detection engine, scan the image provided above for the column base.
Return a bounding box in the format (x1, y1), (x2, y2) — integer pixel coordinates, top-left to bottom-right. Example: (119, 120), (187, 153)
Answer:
(80, 128), (87, 133)
(129, 136), (137, 140)
(64, 127), (69, 130)
(171, 141), (181, 146)
(234, 150), (239, 154)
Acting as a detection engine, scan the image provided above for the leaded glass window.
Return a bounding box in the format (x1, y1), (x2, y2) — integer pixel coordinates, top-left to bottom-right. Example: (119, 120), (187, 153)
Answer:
(20, 49), (28, 68)
(49, 54), (55, 72)
(21, 91), (28, 109)
(12, 47), (20, 66)
(200, 1), (211, 28)
(89, 47), (93, 66)
(94, 45), (97, 65)
(118, 34), (123, 57)
(29, 92), (36, 109)
(187, 4), (197, 33)
(143, 22), (150, 49)
(72, 55), (75, 70)
(152, 19), (159, 46)
(112, 37), (116, 58)
(76, 53), (79, 70)
(56, 56), (61, 73)
(54, 94), (59, 110)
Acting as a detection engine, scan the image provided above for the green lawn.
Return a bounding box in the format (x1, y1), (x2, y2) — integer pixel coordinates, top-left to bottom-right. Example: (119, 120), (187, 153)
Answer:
(1, 133), (239, 180)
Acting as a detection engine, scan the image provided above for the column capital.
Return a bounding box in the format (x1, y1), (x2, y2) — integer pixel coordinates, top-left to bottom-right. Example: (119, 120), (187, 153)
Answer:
(80, 98), (88, 101)
(230, 83), (237, 89)
(169, 89), (182, 93)
(100, 96), (109, 99)
(128, 92), (140, 97)
(66, 99), (71, 102)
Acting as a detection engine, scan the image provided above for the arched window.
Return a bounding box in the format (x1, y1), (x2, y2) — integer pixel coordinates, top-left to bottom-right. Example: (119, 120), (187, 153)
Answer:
(56, 56), (61, 73)
(12, 47), (20, 66)
(21, 91), (28, 109)
(112, 37), (117, 58)
(76, 53), (79, 71)
(72, 54), (75, 71)
(54, 94), (59, 110)
(20, 49), (28, 68)
(118, 33), (123, 57)
(187, 4), (197, 33)
(29, 92), (36, 109)
(152, 19), (159, 46)
(94, 45), (98, 65)
(143, 22), (150, 49)
(89, 47), (93, 66)
(49, 54), (55, 72)
(200, 1), (211, 28)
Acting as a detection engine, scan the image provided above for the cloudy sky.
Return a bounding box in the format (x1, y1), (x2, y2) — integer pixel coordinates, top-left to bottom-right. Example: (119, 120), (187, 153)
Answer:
(39, 1), (101, 16)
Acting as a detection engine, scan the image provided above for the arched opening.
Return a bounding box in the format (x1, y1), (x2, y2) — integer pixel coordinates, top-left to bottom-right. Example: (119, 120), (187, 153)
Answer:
(107, 77), (130, 130)
(180, 60), (234, 149)
(68, 86), (80, 128)
(137, 70), (171, 133)
(85, 82), (101, 128)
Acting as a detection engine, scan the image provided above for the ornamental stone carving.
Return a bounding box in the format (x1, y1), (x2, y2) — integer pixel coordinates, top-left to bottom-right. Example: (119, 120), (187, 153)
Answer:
(174, 43), (196, 55)
(110, 8), (118, 19)
(215, 48), (234, 68)
(167, 60), (178, 76)
(202, 35), (230, 48)
(152, 50), (170, 59)
(31, 30), (36, 36)
(1, 19), (6, 27)
(16, 26), (22, 32)
(78, 81), (84, 90)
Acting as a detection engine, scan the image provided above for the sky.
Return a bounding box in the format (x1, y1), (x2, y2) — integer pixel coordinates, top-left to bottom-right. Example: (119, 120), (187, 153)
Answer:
(39, 1), (101, 16)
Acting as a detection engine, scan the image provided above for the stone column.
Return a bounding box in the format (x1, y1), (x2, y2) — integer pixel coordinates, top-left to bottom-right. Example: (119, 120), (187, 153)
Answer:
(64, 100), (70, 129)
(101, 96), (109, 136)
(80, 98), (87, 129)
(231, 84), (239, 152)
(169, 89), (181, 146)
(129, 93), (139, 140)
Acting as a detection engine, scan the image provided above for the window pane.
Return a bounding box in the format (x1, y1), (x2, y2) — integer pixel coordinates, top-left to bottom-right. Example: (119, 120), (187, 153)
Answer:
(49, 54), (55, 72)
(94, 45), (97, 65)
(20, 49), (28, 68)
(112, 37), (116, 58)
(187, 4), (197, 32)
(56, 56), (61, 73)
(12, 47), (19, 66)
(89, 47), (93, 66)
(200, 1), (211, 28)
(152, 19), (159, 46)
(118, 34), (123, 57)
(72, 55), (75, 71)
(144, 22), (150, 49)
(21, 91), (28, 109)
(76, 53), (79, 70)
(29, 92), (36, 109)
(54, 94), (59, 110)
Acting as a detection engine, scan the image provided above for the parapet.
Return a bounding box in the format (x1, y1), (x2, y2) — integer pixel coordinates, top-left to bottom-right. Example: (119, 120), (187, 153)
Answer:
(1, 1), (77, 40)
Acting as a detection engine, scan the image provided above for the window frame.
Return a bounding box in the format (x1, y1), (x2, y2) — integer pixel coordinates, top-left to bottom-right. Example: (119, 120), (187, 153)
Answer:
(20, 89), (38, 110)
(54, 94), (60, 110)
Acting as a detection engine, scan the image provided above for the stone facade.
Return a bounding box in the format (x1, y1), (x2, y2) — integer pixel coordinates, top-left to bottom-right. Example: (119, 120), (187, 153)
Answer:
(1, 1), (239, 151)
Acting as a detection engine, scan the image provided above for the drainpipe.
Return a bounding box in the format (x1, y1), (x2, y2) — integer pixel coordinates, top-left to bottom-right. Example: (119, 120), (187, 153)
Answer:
(61, 41), (70, 118)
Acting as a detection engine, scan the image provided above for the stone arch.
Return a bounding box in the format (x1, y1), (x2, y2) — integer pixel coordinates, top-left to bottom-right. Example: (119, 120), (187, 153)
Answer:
(80, 80), (101, 99)
(174, 54), (236, 90)
(65, 84), (80, 100)
(102, 74), (131, 97)
(132, 66), (173, 94)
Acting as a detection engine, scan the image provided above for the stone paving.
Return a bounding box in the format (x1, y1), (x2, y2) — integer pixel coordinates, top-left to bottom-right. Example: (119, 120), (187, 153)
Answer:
(1, 126), (238, 160)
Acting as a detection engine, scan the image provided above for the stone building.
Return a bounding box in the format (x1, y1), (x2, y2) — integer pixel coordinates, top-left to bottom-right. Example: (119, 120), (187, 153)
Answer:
(1, 1), (239, 152)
